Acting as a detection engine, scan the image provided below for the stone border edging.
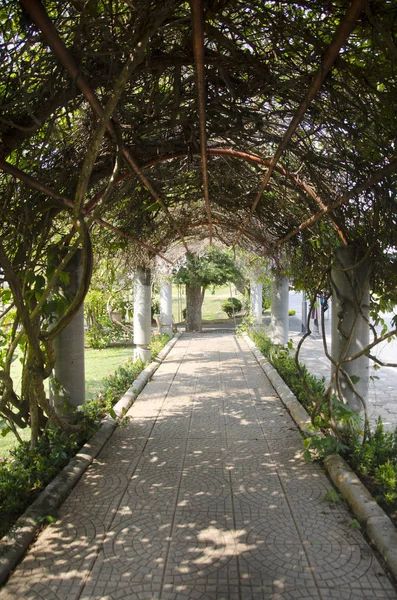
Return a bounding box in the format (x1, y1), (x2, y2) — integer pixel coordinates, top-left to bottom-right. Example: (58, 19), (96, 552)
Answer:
(242, 332), (397, 581)
(0, 332), (181, 587)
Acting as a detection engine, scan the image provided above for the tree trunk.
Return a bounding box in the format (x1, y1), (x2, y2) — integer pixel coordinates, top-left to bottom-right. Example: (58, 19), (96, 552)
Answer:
(186, 284), (203, 332)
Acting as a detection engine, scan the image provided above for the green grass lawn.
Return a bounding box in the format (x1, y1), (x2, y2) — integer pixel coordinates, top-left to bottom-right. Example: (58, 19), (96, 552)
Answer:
(84, 345), (134, 400)
(1, 345), (134, 459)
(1, 285), (243, 457)
(172, 284), (244, 322)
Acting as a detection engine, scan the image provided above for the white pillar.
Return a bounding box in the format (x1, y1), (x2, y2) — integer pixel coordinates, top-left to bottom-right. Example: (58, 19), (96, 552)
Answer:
(133, 267), (152, 362)
(270, 273), (289, 345)
(331, 246), (370, 413)
(51, 250), (85, 416)
(160, 282), (173, 335)
(250, 281), (262, 325)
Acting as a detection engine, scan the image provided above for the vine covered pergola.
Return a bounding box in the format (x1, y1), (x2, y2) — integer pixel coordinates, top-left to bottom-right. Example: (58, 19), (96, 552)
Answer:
(0, 0), (397, 441)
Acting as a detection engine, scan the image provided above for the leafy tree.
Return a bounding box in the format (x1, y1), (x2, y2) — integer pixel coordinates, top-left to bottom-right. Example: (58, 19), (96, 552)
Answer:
(172, 247), (243, 331)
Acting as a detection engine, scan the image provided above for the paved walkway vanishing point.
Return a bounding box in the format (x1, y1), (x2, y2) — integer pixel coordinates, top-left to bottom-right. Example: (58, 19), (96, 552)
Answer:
(1, 331), (397, 600)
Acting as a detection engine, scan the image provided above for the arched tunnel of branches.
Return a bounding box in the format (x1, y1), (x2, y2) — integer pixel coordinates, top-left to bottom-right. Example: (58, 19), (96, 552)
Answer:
(0, 0), (397, 444)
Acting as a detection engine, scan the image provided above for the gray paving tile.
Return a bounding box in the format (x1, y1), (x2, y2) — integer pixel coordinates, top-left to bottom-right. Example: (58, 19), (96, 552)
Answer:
(151, 415), (191, 439)
(136, 438), (187, 470)
(176, 468), (232, 511)
(1, 331), (396, 600)
(184, 439), (228, 469)
(124, 469), (180, 511)
(164, 511), (239, 586)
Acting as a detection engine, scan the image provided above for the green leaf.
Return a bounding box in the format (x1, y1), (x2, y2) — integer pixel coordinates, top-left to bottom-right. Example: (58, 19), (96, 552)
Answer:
(323, 489), (340, 504)
(350, 375), (360, 385)
(349, 519), (361, 529)
(59, 271), (70, 285)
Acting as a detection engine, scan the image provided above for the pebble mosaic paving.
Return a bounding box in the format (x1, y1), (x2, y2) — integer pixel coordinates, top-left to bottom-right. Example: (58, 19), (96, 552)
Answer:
(1, 331), (396, 600)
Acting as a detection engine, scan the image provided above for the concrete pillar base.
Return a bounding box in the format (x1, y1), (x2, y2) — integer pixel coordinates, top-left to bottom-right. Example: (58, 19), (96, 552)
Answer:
(134, 346), (152, 363)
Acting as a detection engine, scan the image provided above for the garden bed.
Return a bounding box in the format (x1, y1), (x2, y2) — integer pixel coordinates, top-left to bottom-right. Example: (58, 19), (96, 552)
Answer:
(246, 329), (397, 526)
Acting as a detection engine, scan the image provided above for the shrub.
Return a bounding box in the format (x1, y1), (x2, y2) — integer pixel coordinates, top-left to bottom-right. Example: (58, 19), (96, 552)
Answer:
(248, 328), (397, 511)
(349, 417), (397, 476)
(222, 297), (242, 317)
(375, 461), (397, 504)
(0, 429), (84, 537)
(0, 333), (172, 538)
(149, 333), (170, 358)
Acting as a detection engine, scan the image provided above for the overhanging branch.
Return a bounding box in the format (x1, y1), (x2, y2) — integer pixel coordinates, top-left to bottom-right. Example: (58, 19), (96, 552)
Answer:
(233, 0), (366, 247)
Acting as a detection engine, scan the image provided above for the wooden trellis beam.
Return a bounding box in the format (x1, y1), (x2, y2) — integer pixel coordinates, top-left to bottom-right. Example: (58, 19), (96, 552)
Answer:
(0, 159), (172, 263)
(21, 0), (190, 254)
(191, 0), (213, 245)
(233, 0), (366, 247)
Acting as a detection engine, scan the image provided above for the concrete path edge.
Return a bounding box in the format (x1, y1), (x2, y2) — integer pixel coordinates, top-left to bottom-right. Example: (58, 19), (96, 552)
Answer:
(0, 332), (181, 587)
(242, 332), (397, 582)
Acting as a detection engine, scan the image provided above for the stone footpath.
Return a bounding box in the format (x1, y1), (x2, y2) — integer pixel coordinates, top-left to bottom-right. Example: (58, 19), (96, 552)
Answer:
(287, 316), (397, 431)
(1, 331), (396, 600)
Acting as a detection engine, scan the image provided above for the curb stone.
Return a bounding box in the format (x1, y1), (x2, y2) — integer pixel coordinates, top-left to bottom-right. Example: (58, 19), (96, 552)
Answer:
(242, 332), (397, 582)
(0, 332), (181, 587)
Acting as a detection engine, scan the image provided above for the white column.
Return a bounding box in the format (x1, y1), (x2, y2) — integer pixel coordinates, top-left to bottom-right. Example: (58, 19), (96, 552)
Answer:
(250, 281), (263, 325)
(331, 246), (370, 413)
(160, 281), (173, 335)
(51, 250), (85, 416)
(270, 273), (289, 345)
(133, 267), (152, 362)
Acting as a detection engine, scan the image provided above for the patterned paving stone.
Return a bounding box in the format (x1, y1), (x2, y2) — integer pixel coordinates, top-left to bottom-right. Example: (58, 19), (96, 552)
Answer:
(225, 440), (276, 471)
(230, 469), (288, 511)
(0, 578), (83, 600)
(22, 511), (106, 568)
(96, 512), (173, 583)
(125, 469), (180, 511)
(235, 515), (317, 587)
(122, 417), (157, 437)
(267, 443), (307, 466)
(94, 438), (145, 475)
(188, 427), (227, 440)
(1, 331), (396, 600)
(161, 582), (240, 599)
(293, 514), (381, 586)
(151, 415), (191, 439)
(81, 580), (162, 599)
(184, 439), (228, 469)
(128, 400), (164, 418)
(278, 473), (335, 506)
(317, 586), (397, 599)
(164, 512), (239, 585)
(63, 463), (129, 504)
(189, 415), (225, 435)
(136, 438), (187, 470)
(176, 469), (232, 511)
(239, 585), (322, 600)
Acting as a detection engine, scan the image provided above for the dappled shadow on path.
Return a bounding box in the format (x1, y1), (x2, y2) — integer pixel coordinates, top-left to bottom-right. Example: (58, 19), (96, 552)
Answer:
(1, 332), (395, 600)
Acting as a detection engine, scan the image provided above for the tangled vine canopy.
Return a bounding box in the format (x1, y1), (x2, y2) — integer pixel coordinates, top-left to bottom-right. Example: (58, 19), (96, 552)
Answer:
(0, 0), (396, 293)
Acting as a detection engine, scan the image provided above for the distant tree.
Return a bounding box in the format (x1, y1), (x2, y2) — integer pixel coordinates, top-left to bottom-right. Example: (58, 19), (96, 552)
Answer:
(172, 247), (243, 331)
